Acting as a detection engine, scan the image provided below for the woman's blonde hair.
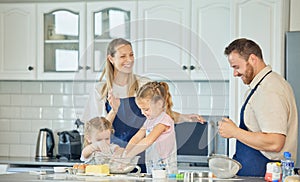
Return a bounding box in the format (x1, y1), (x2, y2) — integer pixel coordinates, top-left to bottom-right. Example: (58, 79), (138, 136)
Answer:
(84, 117), (114, 147)
(99, 38), (139, 99)
(136, 81), (174, 120)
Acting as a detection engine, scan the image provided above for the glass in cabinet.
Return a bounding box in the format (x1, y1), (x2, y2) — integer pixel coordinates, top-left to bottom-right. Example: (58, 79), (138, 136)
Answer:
(86, 1), (137, 80)
(37, 3), (85, 80)
(89, 8), (130, 75)
(44, 10), (79, 72)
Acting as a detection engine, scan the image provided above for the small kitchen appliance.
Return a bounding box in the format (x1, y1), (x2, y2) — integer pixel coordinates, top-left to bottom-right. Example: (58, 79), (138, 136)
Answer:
(35, 128), (55, 160)
(57, 130), (81, 160)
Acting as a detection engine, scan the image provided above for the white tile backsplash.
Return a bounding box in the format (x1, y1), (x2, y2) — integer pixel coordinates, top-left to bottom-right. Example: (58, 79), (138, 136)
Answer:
(42, 82), (64, 94)
(0, 80), (228, 157)
(30, 120), (53, 132)
(31, 95), (53, 106)
(0, 132), (20, 144)
(64, 82), (85, 94)
(21, 82), (42, 94)
(0, 82), (21, 94)
(10, 119), (31, 132)
(0, 107), (21, 118)
(10, 145), (30, 157)
(20, 133), (37, 145)
(0, 119), (10, 131)
(42, 108), (64, 119)
(0, 95), (10, 105)
(0, 144), (9, 156)
(11, 95), (31, 106)
(53, 95), (73, 107)
(20, 107), (42, 119)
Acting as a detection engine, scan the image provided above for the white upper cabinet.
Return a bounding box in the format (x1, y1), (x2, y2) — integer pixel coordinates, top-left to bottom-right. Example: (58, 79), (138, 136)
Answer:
(0, 4), (36, 80)
(37, 3), (86, 80)
(136, 0), (192, 80)
(191, 0), (230, 80)
(228, 0), (290, 151)
(86, 1), (137, 80)
(230, 0), (289, 75)
(136, 0), (230, 81)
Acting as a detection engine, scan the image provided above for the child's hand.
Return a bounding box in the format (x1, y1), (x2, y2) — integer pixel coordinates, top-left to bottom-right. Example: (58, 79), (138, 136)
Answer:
(92, 141), (112, 154)
(112, 148), (124, 158)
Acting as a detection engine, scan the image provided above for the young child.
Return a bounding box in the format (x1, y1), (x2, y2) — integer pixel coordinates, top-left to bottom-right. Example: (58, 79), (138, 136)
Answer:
(80, 116), (123, 163)
(124, 81), (177, 174)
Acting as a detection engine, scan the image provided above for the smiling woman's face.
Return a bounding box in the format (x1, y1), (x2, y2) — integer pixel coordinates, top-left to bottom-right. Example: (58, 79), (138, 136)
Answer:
(109, 44), (134, 75)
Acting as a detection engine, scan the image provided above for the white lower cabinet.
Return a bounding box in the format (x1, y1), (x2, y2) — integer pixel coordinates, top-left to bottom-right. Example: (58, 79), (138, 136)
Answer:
(0, 4), (36, 80)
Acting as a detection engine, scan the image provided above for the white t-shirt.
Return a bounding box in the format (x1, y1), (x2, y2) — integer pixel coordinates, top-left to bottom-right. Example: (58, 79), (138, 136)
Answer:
(243, 65), (298, 161)
(81, 75), (151, 123)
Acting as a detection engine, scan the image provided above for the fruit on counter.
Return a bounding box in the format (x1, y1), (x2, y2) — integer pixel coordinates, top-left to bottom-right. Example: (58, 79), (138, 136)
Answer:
(72, 163), (87, 174)
(85, 164), (110, 175)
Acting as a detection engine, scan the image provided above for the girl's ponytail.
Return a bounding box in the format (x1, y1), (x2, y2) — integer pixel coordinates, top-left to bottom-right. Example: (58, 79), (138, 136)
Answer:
(159, 82), (174, 120)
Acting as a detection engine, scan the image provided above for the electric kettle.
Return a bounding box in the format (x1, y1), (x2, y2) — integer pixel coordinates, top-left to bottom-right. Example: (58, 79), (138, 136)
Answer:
(35, 128), (55, 160)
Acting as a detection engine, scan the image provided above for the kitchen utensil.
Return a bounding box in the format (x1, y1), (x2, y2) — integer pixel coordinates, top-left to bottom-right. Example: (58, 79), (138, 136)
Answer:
(53, 167), (67, 173)
(35, 128), (55, 160)
(208, 154), (242, 178)
(57, 130), (81, 160)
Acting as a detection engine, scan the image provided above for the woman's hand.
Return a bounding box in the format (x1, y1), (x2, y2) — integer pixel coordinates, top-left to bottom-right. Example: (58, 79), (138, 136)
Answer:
(107, 89), (120, 113)
(180, 113), (206, 124)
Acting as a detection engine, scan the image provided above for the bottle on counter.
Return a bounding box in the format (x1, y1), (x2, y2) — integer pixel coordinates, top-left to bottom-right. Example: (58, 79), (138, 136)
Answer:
(281, 151), (294, 181)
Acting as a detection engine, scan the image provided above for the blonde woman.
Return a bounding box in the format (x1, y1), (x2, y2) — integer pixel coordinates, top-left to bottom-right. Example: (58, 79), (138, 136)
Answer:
(81, 38), (205, 172)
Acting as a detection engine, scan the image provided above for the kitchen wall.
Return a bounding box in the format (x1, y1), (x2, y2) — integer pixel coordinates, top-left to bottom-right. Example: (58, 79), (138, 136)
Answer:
(0, 80), (228, 157)
(290, 0), (300, 31)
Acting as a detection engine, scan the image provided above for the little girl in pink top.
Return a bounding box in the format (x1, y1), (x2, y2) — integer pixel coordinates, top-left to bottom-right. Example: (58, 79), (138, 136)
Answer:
(124, 81), (177, 174)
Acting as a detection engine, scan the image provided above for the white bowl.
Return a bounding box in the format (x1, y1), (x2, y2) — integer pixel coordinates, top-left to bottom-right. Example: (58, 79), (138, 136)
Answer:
(208, 155), (242, 178)
(53, 167), (67, 173)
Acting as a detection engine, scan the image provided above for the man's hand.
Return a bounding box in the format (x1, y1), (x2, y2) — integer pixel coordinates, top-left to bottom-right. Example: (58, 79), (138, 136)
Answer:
(218, 117), (239, 138)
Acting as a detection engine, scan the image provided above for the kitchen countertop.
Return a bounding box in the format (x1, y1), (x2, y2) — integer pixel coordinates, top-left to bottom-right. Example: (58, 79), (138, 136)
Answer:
(0, 172), (266, 182)
(0, 156), (82, 167)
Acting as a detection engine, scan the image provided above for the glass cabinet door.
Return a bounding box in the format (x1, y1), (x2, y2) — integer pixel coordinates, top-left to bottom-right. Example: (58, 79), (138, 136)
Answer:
(92, 8), (130, 73)
(44, 10), (79, 72)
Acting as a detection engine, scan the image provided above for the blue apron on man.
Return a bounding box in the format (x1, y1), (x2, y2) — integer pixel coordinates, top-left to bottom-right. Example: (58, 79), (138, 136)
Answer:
(233, 71), (278, 177)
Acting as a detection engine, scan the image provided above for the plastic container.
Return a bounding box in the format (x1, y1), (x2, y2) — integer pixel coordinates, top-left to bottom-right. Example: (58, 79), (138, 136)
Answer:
(264, 162), (282, 182)
(281, 152), (294, 181)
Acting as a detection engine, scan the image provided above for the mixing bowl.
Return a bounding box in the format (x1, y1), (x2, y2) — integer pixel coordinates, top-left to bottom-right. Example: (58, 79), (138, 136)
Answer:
(88, 153), (141, 174)
(208, 154), (242, 178)
(109, 156), (141, 174)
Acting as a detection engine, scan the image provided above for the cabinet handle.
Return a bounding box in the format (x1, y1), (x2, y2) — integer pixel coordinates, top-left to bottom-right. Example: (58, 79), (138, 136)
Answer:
(28, 66), (34, 71)
(85, 66), (91, 70)
(182, 65), (188, 70)
(190, 65), (195, 70)
(78, 66), (83, 70)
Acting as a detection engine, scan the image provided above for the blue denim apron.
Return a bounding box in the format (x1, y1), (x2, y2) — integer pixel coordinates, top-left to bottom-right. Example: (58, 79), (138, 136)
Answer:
(233, 70), (275, 177)
(105, 97), (147, 172)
